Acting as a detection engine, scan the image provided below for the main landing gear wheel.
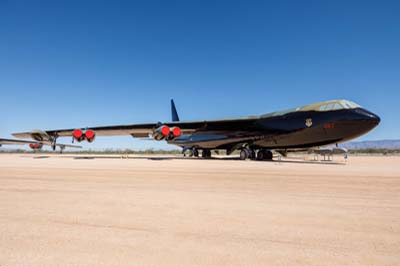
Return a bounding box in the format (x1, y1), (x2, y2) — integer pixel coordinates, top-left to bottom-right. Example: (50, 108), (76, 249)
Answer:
(257, 149), (273, 161)
(264, 150), (273, 160)
(240, 149), (249, 160)
(201, 149), (212, 158)
(240, 148), (257, 160)
(188, 148), (199, 157)
(256, 150), (264, 160)
(249, 149), (256, 160)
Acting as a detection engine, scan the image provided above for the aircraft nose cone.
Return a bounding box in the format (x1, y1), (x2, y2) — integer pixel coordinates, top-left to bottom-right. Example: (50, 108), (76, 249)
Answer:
(357, 108), (380, 125)
(366, 110), (380, 125)
(372, 113), (381, 125)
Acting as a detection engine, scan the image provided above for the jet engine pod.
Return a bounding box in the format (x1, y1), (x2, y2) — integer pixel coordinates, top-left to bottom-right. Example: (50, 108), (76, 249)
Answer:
(73, 129), (85, 142)
(29, 143), (43, 150)
(85, 130), (96, 143)
(153, 125), (170, 141)
(164, 126), (182, 141)
(171, 127), (181, 138)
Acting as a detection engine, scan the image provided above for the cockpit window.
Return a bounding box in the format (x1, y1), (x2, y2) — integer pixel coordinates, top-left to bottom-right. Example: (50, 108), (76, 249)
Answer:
(345, 100), (361, 108)
(261, 99), (362, 118)
(343, 102), (352, 109)
(332, 103), (343, 110)
(318, 100), (360, 111)
(318, 103), (342, 111)
(340, 100), (361, 109)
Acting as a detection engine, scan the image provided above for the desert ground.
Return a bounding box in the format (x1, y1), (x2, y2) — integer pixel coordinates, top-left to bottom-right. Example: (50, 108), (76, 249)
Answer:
(0, 154), (399, 266)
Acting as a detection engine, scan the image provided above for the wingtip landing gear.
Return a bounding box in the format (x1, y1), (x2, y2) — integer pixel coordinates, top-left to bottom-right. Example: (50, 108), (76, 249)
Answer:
(59, 146), (65, 154)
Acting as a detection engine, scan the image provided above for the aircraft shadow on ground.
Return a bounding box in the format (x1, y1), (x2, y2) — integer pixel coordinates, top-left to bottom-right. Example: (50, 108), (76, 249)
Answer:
(32, 156), (51, 159)
(56, 155), (345, 165)
(24, 154), (344, 165)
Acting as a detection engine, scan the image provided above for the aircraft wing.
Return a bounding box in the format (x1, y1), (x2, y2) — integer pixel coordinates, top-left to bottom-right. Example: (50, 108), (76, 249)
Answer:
(12, 97), (260, 141)
(0, 138), (35, 145)
(0, 138), (82, 148)
(12, 118), (255, 140)
(13, 123), (173, 139)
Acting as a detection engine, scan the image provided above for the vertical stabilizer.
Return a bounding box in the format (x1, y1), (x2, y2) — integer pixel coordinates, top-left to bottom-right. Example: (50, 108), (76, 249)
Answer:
(171, 99), (180, 122)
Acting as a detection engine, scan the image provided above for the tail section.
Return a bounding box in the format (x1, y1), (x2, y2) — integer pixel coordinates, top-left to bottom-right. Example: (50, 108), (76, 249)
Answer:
(171, 99), (180, 122)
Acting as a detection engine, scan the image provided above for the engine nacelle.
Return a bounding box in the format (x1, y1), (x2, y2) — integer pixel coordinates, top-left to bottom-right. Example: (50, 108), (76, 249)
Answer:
(72, 129), (96, 143)
(29, 143), (43, 150)
(153, 125), (170, 141)
(85, 130), (96, 143)
(165, 127), (182, 140)
(73, 129), (85, 142)
(170, 127), (181, 138)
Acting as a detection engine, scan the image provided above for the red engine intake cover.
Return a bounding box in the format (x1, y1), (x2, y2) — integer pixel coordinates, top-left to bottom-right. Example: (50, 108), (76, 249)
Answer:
(85, 130), (95, 140)
(171, 127), (181, 137)
(161, 126), (170, 136)
(73, 129), (83, 139)
(29, 143), (41, 149)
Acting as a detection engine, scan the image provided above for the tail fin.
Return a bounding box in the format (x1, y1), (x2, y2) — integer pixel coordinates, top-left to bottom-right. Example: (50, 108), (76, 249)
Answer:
(171, 99), (180, 122)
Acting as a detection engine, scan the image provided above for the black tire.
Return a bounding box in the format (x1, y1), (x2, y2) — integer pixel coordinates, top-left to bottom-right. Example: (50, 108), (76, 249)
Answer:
(193, 149), (199, 157)
(240, 149), (249, 160)
(256, 150), (264, 160)
(202, 149), (211, 158)
(264, 150), (273, 160)
(249, 149), (256, 159)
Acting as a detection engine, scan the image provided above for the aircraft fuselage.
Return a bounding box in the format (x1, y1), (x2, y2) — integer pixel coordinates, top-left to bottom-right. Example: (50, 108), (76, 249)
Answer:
(169, 107), (380, 150)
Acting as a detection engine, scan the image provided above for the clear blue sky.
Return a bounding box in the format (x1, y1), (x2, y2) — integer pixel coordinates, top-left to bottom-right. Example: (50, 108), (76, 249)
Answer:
(0, 0), (399, 150)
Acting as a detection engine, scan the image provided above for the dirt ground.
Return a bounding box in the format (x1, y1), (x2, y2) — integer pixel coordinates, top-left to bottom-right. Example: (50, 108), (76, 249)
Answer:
(0, 154), (399, 266)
